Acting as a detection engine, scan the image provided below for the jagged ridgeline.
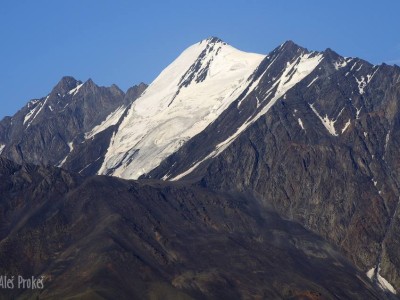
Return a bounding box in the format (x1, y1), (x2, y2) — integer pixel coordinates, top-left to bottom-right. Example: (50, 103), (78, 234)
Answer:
(1, 37), (400, 299)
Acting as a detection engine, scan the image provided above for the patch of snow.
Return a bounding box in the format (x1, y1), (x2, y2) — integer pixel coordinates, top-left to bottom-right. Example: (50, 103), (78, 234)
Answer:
(23, 105), (40, 125)
(367, 268), (375, 279)
(48, 105), (53, 111)
(341, 119), (351, 133)
(255, 96), (260, 108)
(355, 76), (367, 94)
(27, 99), (39, 108)
(0, 144), (5, 155)
(367, 66), (380, 83)
(383, 130), (390, 160)
(307, 76), (319, 87)
(273, 52), (323, 98)
(350, 62), (358, 71)
(364, 132), (368, 138)
(78, 156), (101, 174)
(85, 105), (126, 139)
(356, 64), (363, 72)
(58, 142), (74, 167)
(68, 83), (83, 96)
(367, 266), (397, 294)
(25, 96), (50, 128)
(310, 103), (338, 136)
(384, 131), (390, 152)
(356, 107), (362, 119)
(334, 59), (348, 70)
(337, 107), (345, 118)
(161, 173), (171, 181)
(170, 157), (212, 181)
(99, 39), (265, 179)
(377, 271), (397, 294)
(298, 118), (305, 130)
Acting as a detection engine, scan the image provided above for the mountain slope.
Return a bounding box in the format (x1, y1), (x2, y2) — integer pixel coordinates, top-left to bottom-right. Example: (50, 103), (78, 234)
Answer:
(0, 77), (146, 169)
(0, 157), (389, 299)
(147, 41), (400, 295)
(98, 37), (265, 179)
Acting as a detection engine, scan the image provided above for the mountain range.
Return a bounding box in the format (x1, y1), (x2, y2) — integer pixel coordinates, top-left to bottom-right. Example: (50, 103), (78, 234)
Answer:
(1, 37), (400, 299)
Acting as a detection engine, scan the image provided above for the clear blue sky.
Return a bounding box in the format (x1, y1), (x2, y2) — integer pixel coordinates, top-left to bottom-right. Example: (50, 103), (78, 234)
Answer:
(1, 0), (399, 119)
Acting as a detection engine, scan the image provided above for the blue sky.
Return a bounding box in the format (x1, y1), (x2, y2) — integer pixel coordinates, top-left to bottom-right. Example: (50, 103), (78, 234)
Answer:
(1, 0), (399, 118)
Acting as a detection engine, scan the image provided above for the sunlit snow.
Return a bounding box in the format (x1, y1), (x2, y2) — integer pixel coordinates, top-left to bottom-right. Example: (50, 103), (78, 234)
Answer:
(341, 119), (351, 133)
(356, 107), (362, 119)
(307, 76), (319, 87)
(367, 66), (380, 83)
(377, 271), (397, 294)
(58, 142), (74, 167)
(298, 118), (305, 130)
(85, 105), (126, 139)
(384, 131), (390, 152)
(99, 38), (265, 179)
(367, 267), (397, 294)
(23, 105), (40, 125)
(334, 58), (349, 70)
(24, 96), (50, 128)
(310, 104), (338, 136)
(68, 83), (83, 96)
(355, 76), (367, 94)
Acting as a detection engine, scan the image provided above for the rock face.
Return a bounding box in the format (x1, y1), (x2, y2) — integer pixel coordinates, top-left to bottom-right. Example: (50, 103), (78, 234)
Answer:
(0, 157), (390, 299)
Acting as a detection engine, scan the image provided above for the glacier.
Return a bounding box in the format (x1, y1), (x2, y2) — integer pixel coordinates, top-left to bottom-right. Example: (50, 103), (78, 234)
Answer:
(99, 37), (265, 179)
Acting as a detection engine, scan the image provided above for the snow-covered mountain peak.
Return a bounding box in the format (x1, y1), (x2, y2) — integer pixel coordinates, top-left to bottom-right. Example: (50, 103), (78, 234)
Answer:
(132, 38), (264, 117)
(177, 37), (229, 89)
(99, 39), (265, 179)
